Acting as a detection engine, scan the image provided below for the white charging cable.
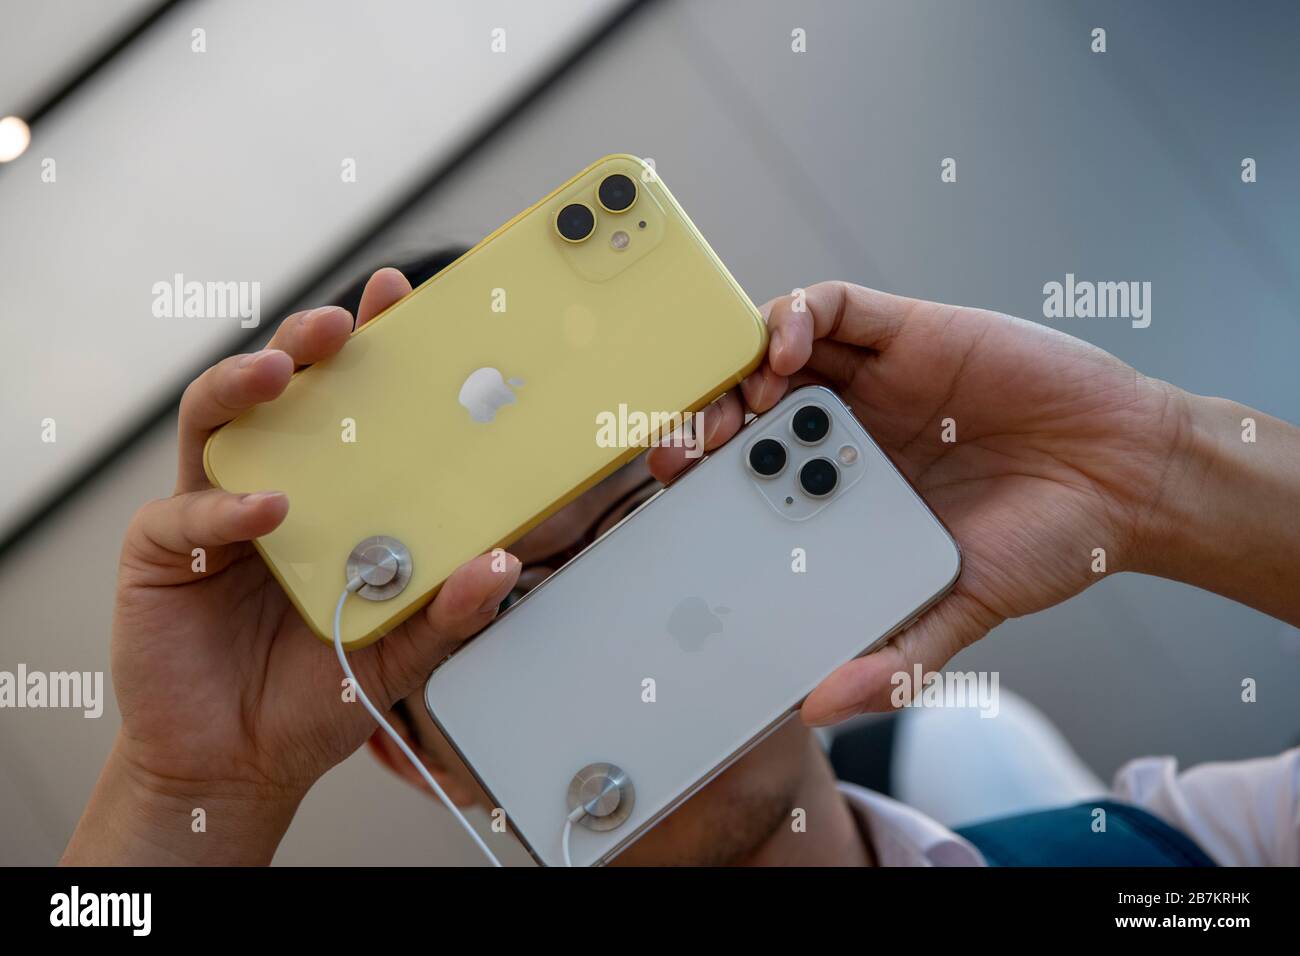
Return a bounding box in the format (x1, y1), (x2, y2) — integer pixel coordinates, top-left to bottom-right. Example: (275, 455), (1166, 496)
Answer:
(562, 774), (624, 867)
(333, 579), (503, 867)
(562, 805), (586, 868)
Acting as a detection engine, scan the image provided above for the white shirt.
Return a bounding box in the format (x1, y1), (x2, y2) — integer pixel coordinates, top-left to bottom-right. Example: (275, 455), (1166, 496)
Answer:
(1111, 750), (1300, 867)
(839, 746), (1300, 867)
(838, 782), (986, 866)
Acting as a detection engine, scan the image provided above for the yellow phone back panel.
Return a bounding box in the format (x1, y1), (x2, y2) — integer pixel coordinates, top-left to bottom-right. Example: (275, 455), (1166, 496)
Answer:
(204, 155), (766, 648)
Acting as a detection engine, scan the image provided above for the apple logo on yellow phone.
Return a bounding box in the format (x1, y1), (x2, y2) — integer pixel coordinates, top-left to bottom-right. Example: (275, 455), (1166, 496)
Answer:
(458, 367), (524, 423)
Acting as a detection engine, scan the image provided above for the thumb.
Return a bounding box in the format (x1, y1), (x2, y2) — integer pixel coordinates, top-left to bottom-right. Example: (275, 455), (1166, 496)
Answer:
(800, 589), (1000, 726)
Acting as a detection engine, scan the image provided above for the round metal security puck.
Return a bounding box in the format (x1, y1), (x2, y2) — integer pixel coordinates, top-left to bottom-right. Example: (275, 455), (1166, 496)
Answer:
(567, 762), (634, 831)
(346, 535), (412, 602)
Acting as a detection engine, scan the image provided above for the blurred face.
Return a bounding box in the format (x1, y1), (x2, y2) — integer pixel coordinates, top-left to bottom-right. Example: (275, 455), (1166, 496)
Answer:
(372, 458), (830, 865)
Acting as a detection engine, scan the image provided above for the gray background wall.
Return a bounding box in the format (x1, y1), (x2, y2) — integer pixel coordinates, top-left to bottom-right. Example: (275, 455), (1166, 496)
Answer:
(2, 0), (1297, 865)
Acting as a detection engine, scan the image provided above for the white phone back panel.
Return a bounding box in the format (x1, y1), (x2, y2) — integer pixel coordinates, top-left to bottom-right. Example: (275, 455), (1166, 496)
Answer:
(425, 386), (960, 866)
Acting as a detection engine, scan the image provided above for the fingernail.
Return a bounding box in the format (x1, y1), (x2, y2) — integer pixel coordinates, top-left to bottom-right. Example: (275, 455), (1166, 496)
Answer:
(476, 588), (511, 615)
(304, 306), (344, 326)
(241, 491), (286, 506)
(478, 555), (520, 613)
(805, 704), (858, 728)
(239, 348), (283, 369)
(701, 406), (720, 444)
(770, 327), (784, 357)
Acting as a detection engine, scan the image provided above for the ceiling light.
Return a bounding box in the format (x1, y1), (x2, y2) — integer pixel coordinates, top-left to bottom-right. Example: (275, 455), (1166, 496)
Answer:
(0, 116), (31, 162)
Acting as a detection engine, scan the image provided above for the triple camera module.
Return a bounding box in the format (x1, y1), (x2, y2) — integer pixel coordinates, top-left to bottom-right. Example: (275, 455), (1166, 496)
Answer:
(747, 404), (840, 499)
(556, 173), (639, 242)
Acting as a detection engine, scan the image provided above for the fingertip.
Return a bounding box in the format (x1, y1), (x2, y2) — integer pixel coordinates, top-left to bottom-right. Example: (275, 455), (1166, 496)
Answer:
(357, 267), (414, 326)
(490, 548), (523, 581)
(646, 444), (688, 483)
(238, 490), (289, 534)
(799, 653), (889, 726)
(800, 702), (861, 728)
(768, 325), (784, 364)
(373, 266), (410, 288)
(741, 365), (788, 413)
(433, 549), (521, 621)
(239, 347), (292, 372)
(768, 331), (806, 377)
(238, 349), (295, 397)
(765, 300), (813, 377)
(478, 551), (522, 614)
(800, 678), (866, 727)
(305, 304), (355, 342)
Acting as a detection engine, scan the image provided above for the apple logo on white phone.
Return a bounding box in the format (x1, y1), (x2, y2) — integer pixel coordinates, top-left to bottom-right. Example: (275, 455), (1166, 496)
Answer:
(667, 596), (731, 651)
(458, 367), (524, 423)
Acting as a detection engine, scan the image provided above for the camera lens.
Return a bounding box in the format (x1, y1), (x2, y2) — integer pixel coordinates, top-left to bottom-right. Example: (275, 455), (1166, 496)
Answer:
(556, 203), (596, 242)
(597, 174), (637, 212)
(791, 405), (831, 444)
(747, 438), (788, 478)
(799, 457), (839, 498)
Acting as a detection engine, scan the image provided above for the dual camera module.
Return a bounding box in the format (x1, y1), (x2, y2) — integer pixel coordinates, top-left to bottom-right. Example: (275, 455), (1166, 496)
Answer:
(556, 173), (641, 243)
(748, 405), (840, 498)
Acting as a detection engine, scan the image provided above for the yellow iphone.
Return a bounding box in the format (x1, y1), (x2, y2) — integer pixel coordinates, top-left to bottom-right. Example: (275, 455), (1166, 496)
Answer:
(204, 154), (766, 649)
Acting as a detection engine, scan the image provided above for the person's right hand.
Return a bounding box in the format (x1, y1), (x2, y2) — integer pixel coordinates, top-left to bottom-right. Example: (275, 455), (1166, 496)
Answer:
(650, 281), (1195, 725)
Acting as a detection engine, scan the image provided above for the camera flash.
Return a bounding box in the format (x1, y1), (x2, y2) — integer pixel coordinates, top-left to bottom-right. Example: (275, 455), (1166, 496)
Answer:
(837, 444), (859, 466)
(610, 230), (630, 250)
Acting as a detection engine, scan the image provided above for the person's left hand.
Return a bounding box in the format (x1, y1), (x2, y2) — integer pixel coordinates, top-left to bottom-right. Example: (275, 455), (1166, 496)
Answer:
(65, 269), (521, 865)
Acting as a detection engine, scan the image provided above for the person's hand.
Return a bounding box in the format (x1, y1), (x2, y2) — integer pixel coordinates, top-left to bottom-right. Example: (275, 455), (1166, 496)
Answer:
(649, 281), (1193, 725)
(64, 269), (521, 865)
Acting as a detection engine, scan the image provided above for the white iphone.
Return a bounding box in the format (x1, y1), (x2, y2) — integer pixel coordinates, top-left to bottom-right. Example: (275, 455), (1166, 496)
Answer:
(424, 386), (961, 866)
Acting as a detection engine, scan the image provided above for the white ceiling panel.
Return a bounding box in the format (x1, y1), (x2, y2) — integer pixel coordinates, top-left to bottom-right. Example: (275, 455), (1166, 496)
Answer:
(0, 0), (161, 114)
(0, 0), (621, 538)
